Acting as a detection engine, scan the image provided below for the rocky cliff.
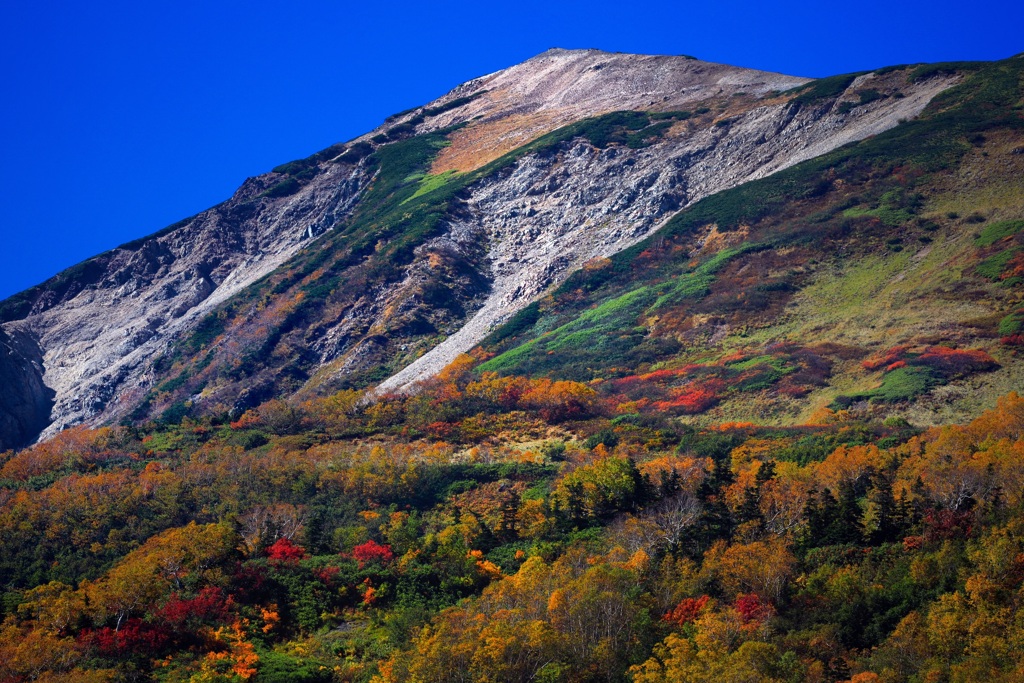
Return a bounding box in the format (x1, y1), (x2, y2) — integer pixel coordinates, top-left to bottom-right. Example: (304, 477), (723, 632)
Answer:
(0, 49), (962, 447)
(0, 328), (52, 451)
(0, 154), (373, 444)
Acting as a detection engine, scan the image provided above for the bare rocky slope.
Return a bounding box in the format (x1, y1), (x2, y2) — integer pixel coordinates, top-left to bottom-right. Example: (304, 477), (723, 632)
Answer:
(0, 49), (961, 448)
(0, 159), (373, 447)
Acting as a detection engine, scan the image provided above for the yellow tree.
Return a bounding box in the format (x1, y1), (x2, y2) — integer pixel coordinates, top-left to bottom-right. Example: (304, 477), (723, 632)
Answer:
(630, 629), (793, 683)
(702, 537), (796, 603)
(17, 581), (85, 635)
(83, 522), (237, 629)
(0, 617), (82, 682)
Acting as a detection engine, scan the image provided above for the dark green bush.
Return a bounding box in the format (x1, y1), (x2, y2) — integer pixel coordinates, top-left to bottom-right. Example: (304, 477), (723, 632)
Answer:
(910, 61), (985, 82)
(272, 159), (308, 175)
(650, 110), (692, 121)
(787, 73), (863, 106)
(336, 141), (373, 163)
(423, 91), (487, 117)
(858, 89), (884, 105)
(260, 177), (301, 199)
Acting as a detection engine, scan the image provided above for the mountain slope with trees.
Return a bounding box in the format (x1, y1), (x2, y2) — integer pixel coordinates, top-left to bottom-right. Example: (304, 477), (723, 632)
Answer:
(0, 50), (1023, 682)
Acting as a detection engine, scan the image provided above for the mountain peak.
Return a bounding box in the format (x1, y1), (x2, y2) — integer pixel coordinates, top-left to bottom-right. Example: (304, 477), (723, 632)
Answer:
(401, 48), (810, 174)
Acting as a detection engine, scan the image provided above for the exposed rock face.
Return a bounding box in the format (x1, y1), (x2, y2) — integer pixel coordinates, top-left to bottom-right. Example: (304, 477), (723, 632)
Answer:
(377, 71), (955, 392)
(0, 48), (959, 445)
(1, 160), (372, 440)
(0, 328), (53, 451)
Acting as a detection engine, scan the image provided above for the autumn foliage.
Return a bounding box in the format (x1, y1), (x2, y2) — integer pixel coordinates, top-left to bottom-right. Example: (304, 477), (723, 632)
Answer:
(664, 595), (710, 625)
(3, 383), (1024, 681)
(351, 540), (395, 568)
(862, 344), (998, 377)
(265, 537), (307, 562)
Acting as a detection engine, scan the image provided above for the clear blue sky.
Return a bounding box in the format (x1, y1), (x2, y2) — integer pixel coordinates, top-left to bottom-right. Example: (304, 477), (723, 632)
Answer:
(1, 0), (1021, 300)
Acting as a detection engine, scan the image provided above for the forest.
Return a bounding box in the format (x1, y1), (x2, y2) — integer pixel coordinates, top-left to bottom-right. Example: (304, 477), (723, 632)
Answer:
(2, 357), (1024, 682)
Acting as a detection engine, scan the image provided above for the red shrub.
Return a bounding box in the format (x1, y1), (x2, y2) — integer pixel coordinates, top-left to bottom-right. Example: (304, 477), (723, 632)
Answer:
(157, 587), (229, 630)
(777, 380), (812, 398)
(425, 421), (456, 439)
(922, 509), (974, 543)
(1000, 252), (1024, 280)
(641, 369), (679, 383)
(229, 410), (262, 430)
(232, 562), (270, 596)
(862, 346), (911, 371)
(676, 388), (719, 413)
(917, 346), (997, 376)
(735, 593), (773, 623)
(78, 619), (171, 656)
(653, 379), (725, 414)
(864, 345), (997, 378)
(902, 535), (924, 552)
(663, 595), (710, 625)
(266, 537), (307, 562)
(314, 565), (341, 584)
(351, 540), (395, 568)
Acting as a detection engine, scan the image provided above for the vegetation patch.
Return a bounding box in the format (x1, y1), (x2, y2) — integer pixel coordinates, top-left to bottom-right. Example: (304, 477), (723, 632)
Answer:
(9, 354), (1024, 681)
(999, 309), (1024, 336)
(975, 218), (1024, 246)
(842, 188), (922, 226)
(404, 169), (461, 203)
(785, 72), (864, 106)
(422, 90), (487, 117)
(834, 345), (998, 407)
(909, 60), (986, 82)
(259, 177), (301, 199)
(976, 246), (1023, 280)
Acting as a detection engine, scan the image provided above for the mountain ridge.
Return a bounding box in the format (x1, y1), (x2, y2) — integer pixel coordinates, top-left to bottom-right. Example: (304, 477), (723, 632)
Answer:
(0, 50), (1001, 449)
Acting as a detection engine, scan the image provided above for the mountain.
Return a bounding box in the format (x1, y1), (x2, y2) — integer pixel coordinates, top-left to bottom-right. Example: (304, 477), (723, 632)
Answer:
(0, 48), (989, 450)
(4, 49), (1024, 683)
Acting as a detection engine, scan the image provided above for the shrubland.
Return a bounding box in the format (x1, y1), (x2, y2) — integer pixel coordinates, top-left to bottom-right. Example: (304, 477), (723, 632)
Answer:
(4, 361), (1024, 680)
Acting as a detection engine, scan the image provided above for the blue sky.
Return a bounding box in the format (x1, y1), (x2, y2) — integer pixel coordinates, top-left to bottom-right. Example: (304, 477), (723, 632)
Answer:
(1, 0), (1021, 300)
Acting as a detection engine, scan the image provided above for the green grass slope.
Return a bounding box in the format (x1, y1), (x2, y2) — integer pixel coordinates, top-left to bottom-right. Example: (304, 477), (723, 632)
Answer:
(476, 56), (1024, 426)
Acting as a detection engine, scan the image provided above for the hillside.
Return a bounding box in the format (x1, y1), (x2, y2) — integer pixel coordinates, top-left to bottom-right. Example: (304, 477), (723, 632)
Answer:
(0, 48), (961, 449)
(473, 56), (1024, 428)
(2, 50), (1024, 683)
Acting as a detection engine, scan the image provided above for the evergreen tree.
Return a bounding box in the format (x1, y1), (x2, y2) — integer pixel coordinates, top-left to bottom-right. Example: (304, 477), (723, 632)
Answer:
(658, 467), (681, 499)
(692, 460), (735, 553)
(835, 482), (865, 545)
(755, 459), (777, 488)
(302, 508), (329, 555)
(626, 456), (653, 511)
(803, 487), (832, 549)
(565, 482), (587, 530)
(497, 488), (520, 542)
(738, 460), (776, 528)
(867, 471), (900, 544)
